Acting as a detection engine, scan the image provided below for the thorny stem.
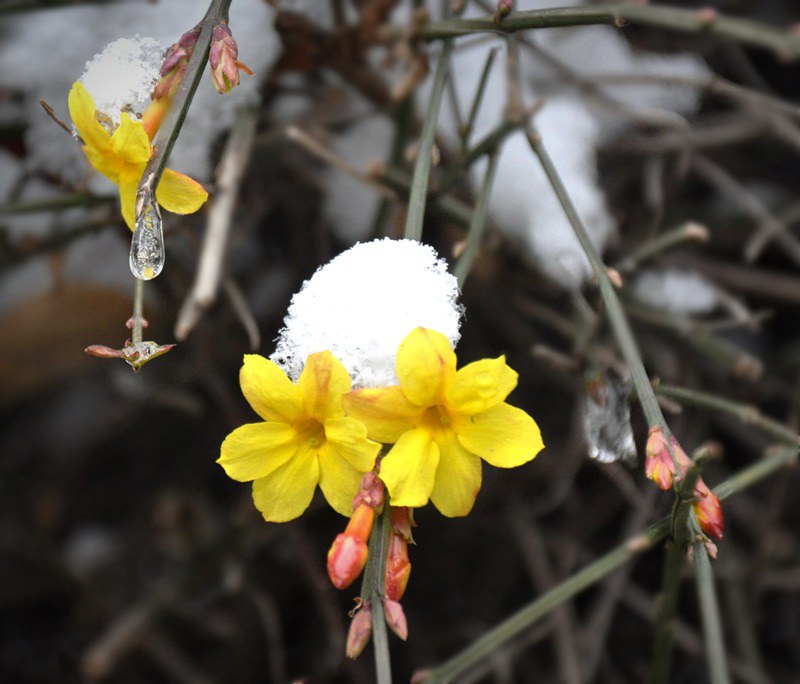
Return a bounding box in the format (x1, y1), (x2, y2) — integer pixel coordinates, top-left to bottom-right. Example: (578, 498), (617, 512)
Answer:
(453, 150), (499, 286)
(418, 446), (797, 683)
(135, 0), (234, 216)
(131, 277), (145, 346)
(524, 127), (675, 459)
(403, 40), (453, 242)
(693, 529), (731, 684)
(421, 5), (800, 60)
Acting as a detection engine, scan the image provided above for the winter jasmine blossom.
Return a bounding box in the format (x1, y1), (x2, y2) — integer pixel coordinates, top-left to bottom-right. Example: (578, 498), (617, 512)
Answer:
(344, 327), (544, 516)
(218, 351), (381, 522)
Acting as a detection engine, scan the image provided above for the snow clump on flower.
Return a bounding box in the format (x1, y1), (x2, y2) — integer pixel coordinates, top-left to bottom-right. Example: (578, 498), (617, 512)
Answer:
(80, 36), (164, 126)
(272, 238), (462, 389)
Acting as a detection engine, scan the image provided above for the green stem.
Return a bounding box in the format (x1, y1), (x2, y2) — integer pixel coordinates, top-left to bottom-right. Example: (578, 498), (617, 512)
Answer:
(403, 40), (453, 241)
(421, 5), (800, 59)
(0, 193), (114, 216)
(693, 533), (731, 684)
(654, 384), (799, 447)
(614, 223), (708, 274)
(419, 447), (797, 683)
(525, 127), (673, 455)
(453, 150), (500, 287)
(361, 508), (393, 684)
(650, 540), (683, 684)
(136, 0), (234, 211)
(132, 277), (145, 345)
(461, 47), (499, 152)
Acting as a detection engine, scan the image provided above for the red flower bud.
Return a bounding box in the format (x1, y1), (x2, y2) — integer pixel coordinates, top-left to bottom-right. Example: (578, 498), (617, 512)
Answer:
(645, 426), (676, 490)
(384, 532), (411, 602)
(154, 24), (201, 100)
(693, 480), (724, 540)
(326, 503), (374, 589)
(345, 603), (372, 659)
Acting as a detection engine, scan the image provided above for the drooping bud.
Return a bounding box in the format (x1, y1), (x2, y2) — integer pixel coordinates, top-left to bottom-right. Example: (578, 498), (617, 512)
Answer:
(384, 532), (411, 602)
(390, 506), (415, 542)
(345, 602), (372, 659)
(154, 24), (201, 100)
(326, 503), (374, 589)
(382, 598), (408, 641)
(693, 480), (724, 540)
(209, 20), (253, 95)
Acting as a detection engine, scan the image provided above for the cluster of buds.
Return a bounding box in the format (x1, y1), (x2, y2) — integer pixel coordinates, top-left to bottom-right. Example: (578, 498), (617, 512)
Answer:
(328, 474), (414, 658)
(85, 317), (176, 372)
(645, 426), (724, 540)
(209, 20), (253, 94)
(154, 24), (201, 100)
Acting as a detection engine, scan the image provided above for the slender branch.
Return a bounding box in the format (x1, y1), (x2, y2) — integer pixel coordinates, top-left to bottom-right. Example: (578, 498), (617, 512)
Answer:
(136, 0), (233, 213)
(421, 5), (800, 60)
(403, 40), (453, 241)
(131, 278), (145, 346)
(525, 126), (674, 454)
(461, 47), (499, 151)
(453, 150), (499, 286)
(418, 446), (797, 683)
(614, 222), (709, 274)
(650, 540), (683, 684)
(693, 533), (731, 684)
(364, 508), (393, 684)
(0, 192), (114, 216)
(654, 384), (800, 447)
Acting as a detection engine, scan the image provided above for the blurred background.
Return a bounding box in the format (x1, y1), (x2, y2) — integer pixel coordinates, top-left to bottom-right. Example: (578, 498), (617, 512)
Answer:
(1, 0), (799, 682)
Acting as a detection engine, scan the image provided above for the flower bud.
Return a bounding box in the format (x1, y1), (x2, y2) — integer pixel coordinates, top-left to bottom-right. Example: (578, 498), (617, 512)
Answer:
(384, 532), (411, 602)
(352, 471), (385, 511)
(390, 506), (415, 542)
(693, 480), (724, 540)
(209, 21), (253, 94)
(645, 426), (675, 490)
(345, 603), (372, 659)
(154, 24), (201, 100)
(382, 598), (408, 641)
(326, 503), (374, 589)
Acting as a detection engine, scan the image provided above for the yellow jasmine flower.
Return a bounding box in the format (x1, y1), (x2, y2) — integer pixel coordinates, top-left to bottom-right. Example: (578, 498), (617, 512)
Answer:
(218, 352), (381, 522)
(344, 328), (544, 516)
(68, 81), (208, 230)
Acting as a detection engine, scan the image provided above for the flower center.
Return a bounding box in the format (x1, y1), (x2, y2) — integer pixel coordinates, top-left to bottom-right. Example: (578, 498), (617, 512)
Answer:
(299, 422), (326, 449)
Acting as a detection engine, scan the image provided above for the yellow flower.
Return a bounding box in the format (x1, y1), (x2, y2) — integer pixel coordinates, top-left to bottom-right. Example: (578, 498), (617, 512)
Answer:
(218, 352), (381, 522)
(68, 81), (208, 230)
(343, 327), (544, 516)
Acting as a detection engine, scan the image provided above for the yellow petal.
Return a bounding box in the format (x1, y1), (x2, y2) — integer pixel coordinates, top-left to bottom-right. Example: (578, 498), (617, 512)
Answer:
(397, 327), (456, 407)
(343, 386), (423, 443)
(446, 356), (518, 415)
(218, 422), (298, 482)
(455, 402), (544, 468)
(110, 112), (151, 165)
(297, 350), (351, 422)
(379, 428), (439, 507)
(318, 443), (366, 517)
(155, 168), (208, 215)
(240, 355), (305, 425)
(118, 175), (139, 231)
(82, 145), (122, 183)
(68, 82), (111, 153)
(325, 416), (381, 472)
(430, 427), (482, 517)
(252, 441), (319, 522)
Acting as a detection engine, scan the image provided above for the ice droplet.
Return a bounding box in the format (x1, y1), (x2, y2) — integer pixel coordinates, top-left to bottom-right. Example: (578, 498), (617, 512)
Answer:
(129, 194), (164, 280)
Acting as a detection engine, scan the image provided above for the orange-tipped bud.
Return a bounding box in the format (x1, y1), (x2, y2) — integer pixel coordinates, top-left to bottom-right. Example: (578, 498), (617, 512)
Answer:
(209, 21), (253, 94)
(645, 426), (676, 490)
(353, 471), (385, 511)
(326, 503), (374, 589)
(693, 480), (724, 540)
(384, 533), (411, 602)
(154, 24), (201, 100)
(382, 598), (408, 641)
(345, 603), (372, 659)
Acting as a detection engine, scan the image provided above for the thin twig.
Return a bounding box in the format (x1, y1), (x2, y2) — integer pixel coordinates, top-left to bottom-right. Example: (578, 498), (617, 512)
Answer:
(403, 40), (454, 241)
(223, 278), (261, 351)
(461, 47), (499, 151)
(614, 222), (709, 274)
(39, 99), (80, 140)
(693, 533), (731, 684)
(174, 108), (258, 341)
(422, 4), (800, 59)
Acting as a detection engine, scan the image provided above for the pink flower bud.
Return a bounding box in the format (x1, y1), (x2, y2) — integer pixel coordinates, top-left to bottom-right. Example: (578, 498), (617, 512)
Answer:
(209, 21), (253, 94)
(384, 532), (411, 602)
(345, 603), (372, 659)
(352, 471), (385, 511)
(154, 24), (201, 100)
(326, 503), (374, 589)
(382, 598), (408, 641)
(693, 480), (724, 540)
